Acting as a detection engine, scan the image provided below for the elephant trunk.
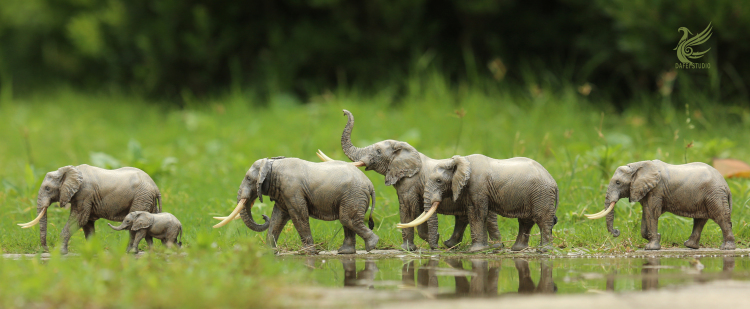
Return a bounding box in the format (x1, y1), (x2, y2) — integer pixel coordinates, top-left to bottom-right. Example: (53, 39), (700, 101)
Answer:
(108, 222), (128, 231)
(37, 198), (48, 251)
(238, 194), (270, 232)
(341, 109), (367, 162)
(605, 196), (620, 237)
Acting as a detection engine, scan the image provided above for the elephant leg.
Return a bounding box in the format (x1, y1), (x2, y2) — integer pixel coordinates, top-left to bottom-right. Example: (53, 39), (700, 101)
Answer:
(486, 213), (503, 245)
(514, 259), (535, 293)
(132, 230), (148, 254)
(684, 218), (708, 249)
(467, 201), (489, 252)
(126, 230), (137, 253)
(145, 236), (154, 249)
(340, 205), (379, 252)
(469, 260), (488, 296)
(59, 215), (77, 255)
(82, 221), (96, 240)
(444, 215), (468, 249)
(713, 211), (736, 250)
(402, 261), (416, 286)
(287, 200), (317, 254)
(640, 214), (649, 240)
(642, 200), (661, 250)
(512, 218), (534, 251)
(338, 227), (357, 254)
(398, 192), (419, 251)
(536, 215), (555, 253)
(267, 206), (290, 249)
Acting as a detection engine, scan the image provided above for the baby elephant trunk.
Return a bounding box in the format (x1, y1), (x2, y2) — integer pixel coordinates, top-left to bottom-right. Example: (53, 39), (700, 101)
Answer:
(108, 222), (129, 231)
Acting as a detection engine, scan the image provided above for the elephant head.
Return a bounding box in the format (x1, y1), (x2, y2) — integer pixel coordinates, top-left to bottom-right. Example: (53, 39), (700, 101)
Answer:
(18, 165), (83, 250)
(398, 156), (471, 228)
(586, 160), (661, 237)
(108, 211), (152, 231)
(340, 109), (422, 186)
(212, 158), (271, 231)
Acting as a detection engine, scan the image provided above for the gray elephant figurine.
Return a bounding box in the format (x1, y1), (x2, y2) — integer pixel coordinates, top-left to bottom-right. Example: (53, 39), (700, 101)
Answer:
(108, 211), (183, 253)
(213, 157), (378, 255)
(316, 110), (503, 251)
(18, 164), (162, 254)
(586, 160), (735, 250)
(399, 155), (559, 252)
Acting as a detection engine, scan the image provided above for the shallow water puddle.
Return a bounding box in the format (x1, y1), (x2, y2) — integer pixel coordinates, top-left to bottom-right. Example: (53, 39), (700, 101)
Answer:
(281, 255), (750, 297)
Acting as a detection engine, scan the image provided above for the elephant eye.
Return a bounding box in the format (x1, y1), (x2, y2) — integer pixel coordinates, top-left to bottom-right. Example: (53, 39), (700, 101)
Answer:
(376, 149), (382, 155)
(436, 179), (442, 183)
(616, 180), (621, 185)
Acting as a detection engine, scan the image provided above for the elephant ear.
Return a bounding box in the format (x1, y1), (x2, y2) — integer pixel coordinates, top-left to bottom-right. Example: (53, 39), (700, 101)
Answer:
(58, 165), (83, 207)
(256, 159), (272, 203)
(450, 156), (471, 202)
(131, 212), (153, 231)
(385, 141), (422, 186)
(629, 161), (661, 203)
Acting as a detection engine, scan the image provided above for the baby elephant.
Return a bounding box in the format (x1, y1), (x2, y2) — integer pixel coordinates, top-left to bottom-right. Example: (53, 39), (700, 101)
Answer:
(587, 160), (735, 250)
(108, 211), (183, 253)
(213, 156), (378, 255)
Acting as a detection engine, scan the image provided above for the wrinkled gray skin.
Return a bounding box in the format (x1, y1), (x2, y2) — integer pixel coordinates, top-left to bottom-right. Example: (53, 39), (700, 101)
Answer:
(423, 155), (559, 252)
(236, 157), (378, 255)
(34, 165), (161, 254)
(340, 110), (503, 251)
(108, 211), (182, 253)
(604, 160), (735, 250)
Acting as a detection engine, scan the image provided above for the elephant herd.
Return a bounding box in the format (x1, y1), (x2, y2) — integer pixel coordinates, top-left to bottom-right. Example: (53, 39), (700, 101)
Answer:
(18, 110), (737, 254)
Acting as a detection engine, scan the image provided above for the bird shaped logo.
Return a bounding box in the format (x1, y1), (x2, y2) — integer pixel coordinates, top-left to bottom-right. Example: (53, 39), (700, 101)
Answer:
(674, 23), (712, 64)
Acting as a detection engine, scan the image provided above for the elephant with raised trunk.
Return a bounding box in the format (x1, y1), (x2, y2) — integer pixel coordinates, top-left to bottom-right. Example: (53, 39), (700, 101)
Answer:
(18, 165), (162, 254)
(317, 110), (502, 251)
(586, 160), (735, 250)
(399, 155), (559, 252)
(213, 157), (378, 255)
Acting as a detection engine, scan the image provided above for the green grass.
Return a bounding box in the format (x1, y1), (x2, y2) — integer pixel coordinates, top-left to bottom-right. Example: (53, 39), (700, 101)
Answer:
(1, 79), (750, 306)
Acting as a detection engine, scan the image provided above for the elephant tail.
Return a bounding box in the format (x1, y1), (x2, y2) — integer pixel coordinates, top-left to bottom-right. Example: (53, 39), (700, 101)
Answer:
(177, 226), (183, 247)
(156, 193), (162, 213)
(368, 187), (376, 230)
(553, 186), (559, 226)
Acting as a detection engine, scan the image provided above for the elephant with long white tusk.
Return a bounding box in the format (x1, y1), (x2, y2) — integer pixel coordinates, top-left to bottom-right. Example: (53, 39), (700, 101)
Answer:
(18, 165), (162, 254)
(586, 160), (735, 250)
(213, 156), (378, 255)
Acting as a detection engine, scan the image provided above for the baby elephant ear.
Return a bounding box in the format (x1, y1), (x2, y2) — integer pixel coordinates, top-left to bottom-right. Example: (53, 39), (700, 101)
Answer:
(256, 159), (272, 203)
(629, 161), (661, 203)
(58, 165), (83, 207)
(385, 141), (422, 186)
(450, 156), (471, 202)
(132, 212), (154, 231)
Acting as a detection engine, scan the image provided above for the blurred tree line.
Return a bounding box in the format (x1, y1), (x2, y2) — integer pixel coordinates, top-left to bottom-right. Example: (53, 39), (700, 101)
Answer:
(0, 0), (747, 106)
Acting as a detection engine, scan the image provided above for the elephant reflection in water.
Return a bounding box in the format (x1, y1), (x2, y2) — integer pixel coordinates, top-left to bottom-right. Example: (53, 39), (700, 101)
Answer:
(400, 258), (555, 297)
(342, 258), (379, 288)
(513, 259), (557, 294)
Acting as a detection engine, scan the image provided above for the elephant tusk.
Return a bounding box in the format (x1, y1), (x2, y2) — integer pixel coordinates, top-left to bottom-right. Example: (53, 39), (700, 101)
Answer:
(397, 202), (439, 229)
(585, 202), (616, 220)
(316, 149), (334, 162)
(352, 161), (365, 167)
(213, 199), (252, 228)
(212, 215), (242, 221)
(18, 207), (47, 228)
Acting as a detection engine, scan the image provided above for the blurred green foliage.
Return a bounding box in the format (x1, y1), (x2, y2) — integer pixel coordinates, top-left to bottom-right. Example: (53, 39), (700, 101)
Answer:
(0, 0), (747, 103)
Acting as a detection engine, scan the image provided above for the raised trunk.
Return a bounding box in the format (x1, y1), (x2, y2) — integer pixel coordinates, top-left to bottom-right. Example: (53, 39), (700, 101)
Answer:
(341, 109), (367, 162)
(605, 198), (620, 237)
(37, 198), (48, 251)
(239, 194), (270, 232)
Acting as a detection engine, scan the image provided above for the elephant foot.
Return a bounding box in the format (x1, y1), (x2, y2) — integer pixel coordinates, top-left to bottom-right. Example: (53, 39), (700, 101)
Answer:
(364, 235), (379, 252)
(468, 243), (489, 252)
(684, 239), (700, 249)
(443, 238), (460, 249)
(60, 247), (69, 255)
(401, 242), (418, 251)
(337, 245), (356, 255)
(721, 241), (736, 250)
(644, 234), (661, 250)
(41, 245), (49, 253)
(511, 242), (529, 252)
(537, 245), (552, 253)
(300, 248), (319, 255)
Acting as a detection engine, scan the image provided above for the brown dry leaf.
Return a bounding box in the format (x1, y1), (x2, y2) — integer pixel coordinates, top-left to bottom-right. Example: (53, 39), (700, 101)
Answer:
(713, 158), (750, 178)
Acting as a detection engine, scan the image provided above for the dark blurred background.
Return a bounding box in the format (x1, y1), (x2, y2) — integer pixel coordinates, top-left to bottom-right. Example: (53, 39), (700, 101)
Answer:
(0, 0), (747, 106)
